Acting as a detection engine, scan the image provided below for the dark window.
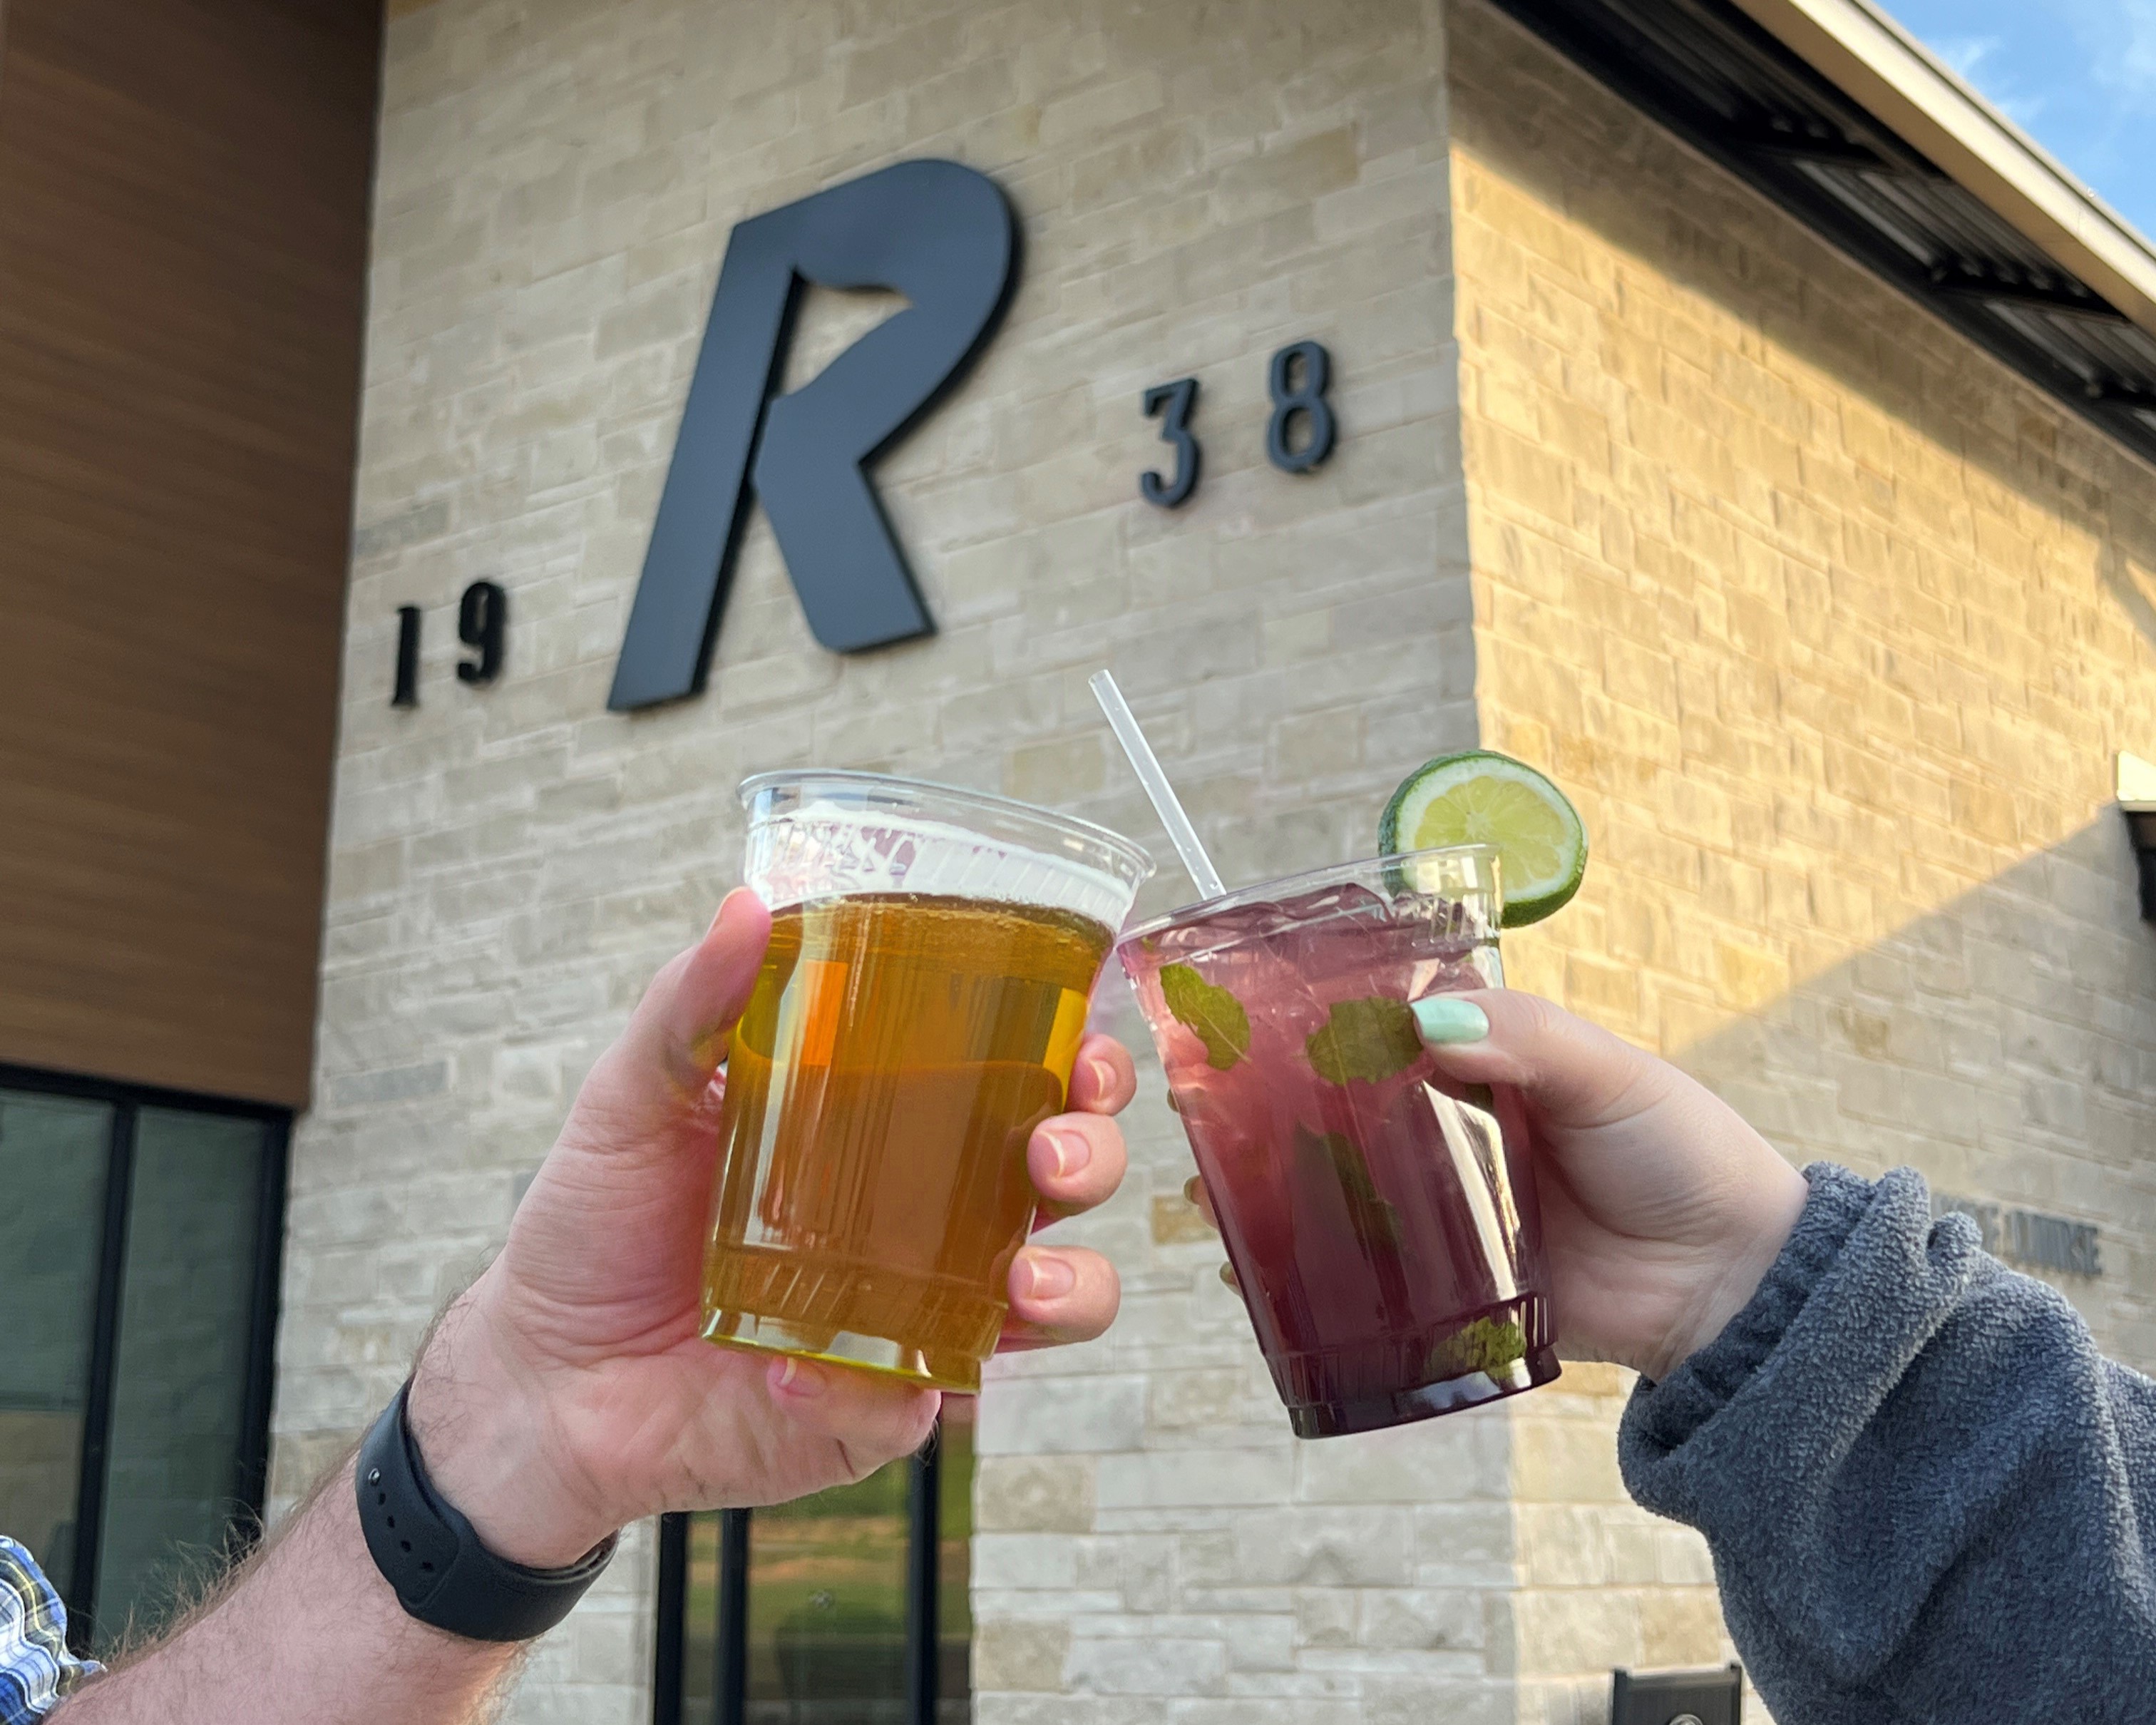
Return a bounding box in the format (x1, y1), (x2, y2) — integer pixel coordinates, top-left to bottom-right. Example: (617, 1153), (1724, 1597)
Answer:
(657, 1397), (975, 1725)
(0, 1070), (287, 1653)
(0, 1092), (108, 1601)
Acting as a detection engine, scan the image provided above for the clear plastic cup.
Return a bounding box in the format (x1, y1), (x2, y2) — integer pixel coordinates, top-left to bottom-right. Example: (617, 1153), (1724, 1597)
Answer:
(702, 772), (1153, 1392)
(1119, 846), (1559, 1435)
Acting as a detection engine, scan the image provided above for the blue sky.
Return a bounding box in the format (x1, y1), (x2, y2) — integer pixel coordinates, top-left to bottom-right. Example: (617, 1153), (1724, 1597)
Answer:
(1886, 0), (2156, 239)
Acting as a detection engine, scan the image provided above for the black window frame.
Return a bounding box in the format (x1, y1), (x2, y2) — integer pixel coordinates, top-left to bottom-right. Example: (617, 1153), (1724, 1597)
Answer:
(653, 1415), (961, 1725)
(0, 1061), (291, 1653)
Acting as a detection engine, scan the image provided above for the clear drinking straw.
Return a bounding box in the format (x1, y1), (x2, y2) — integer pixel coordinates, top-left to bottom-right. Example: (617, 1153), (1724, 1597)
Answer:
(1089, 669), (1226, 901)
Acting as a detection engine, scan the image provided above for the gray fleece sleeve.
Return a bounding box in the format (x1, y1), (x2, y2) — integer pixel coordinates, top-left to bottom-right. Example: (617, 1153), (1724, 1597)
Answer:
(1618, 1163), (2156, 1724)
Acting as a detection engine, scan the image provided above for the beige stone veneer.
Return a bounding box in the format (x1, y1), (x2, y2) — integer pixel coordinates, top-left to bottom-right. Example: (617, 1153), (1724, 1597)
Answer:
(292, 1), (2156, 1719)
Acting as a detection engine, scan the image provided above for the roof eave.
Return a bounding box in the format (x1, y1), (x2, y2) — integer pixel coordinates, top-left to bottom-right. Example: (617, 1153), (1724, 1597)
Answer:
(1730, 0), (2156, 342)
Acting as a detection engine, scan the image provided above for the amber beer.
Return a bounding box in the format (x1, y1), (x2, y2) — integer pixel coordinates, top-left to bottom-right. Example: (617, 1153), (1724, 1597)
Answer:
(701, 774), (1151, 1392)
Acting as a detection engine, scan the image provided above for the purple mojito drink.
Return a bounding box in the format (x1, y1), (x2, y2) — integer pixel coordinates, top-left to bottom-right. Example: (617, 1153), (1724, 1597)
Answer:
(1120, 846), (1558, 1436)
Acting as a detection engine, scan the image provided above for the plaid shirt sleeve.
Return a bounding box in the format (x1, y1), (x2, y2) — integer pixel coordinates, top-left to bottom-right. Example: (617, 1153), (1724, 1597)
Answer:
(0, 1539), (101, 1723)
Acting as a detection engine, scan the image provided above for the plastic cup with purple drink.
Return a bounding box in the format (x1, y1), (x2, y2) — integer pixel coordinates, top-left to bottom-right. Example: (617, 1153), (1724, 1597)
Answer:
(1119, 845), (1559, 1435)
(1088, 672), (1588, 1437)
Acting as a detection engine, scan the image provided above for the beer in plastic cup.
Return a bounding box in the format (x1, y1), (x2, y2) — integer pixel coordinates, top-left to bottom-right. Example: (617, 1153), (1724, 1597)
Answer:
(702, 772), (1153, 1393)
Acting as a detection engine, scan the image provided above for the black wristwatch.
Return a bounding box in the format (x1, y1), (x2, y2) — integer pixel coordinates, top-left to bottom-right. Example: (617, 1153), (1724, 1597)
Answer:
(356, 1380), (616, 1642)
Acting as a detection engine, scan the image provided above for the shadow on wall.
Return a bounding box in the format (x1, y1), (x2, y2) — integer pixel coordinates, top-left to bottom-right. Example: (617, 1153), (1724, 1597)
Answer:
(1673, 817), (2156, 1358)
(2103, 541), (2156, 660)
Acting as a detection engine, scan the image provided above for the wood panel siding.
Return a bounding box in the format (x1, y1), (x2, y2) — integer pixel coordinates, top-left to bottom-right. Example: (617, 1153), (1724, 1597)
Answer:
(0, 0), (381, 1107)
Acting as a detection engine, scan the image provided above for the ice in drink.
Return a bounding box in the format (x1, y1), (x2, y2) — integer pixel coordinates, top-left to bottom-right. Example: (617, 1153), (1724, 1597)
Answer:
(1120, 851), (1559, 1436)
(702, 774), (1151, 1393)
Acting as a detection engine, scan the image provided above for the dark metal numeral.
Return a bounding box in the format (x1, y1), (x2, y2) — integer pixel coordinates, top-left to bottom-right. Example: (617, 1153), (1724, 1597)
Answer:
(1139, 377), (1201, 508)
(392, 605), (421, 708)
(1266, 340), (1336, 474)
(607, 159), (1018, 712)
(457, 580), (507, 685)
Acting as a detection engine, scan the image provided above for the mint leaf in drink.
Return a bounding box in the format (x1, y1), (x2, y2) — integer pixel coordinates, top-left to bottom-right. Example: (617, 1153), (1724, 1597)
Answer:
(1293, 1123), (1403, 1254)
(1305, 997), (1424, 1085)
(1428, 1315), (1526, 1381)
(1160, 963), (1251, 1071)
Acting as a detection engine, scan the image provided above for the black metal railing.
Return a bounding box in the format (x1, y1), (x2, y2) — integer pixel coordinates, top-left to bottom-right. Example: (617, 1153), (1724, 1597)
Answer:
(654, 1402), (973, 1725)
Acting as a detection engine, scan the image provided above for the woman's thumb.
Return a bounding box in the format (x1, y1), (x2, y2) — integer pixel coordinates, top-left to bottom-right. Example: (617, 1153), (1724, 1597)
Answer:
(1415, 989), (1663, 1127)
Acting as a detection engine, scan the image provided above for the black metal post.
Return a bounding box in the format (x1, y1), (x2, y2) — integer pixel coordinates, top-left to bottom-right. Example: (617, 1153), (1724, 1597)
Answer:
(651, 1514), (689, 1725)
(68, 1102), (138, 1652)
(906, 1422), (942, 1725)
(231, 1115), (292, 1541)
(714, 1509), (751, 1725)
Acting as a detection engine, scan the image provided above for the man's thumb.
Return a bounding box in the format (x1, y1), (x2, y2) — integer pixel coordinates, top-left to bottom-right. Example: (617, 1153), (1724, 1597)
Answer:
(590, 889), (772, 1130)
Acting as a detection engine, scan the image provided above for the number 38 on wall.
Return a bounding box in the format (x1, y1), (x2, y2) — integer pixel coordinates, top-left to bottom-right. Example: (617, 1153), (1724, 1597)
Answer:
(1139, 339), (1337, 509)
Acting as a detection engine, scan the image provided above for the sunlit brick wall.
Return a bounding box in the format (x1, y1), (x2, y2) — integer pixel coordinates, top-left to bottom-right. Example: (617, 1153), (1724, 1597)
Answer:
(1449, 2), (2156, 1716)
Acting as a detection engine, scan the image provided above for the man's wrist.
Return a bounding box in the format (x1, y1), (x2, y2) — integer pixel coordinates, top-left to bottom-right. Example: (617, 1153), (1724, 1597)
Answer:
(405, 1285), (616, 1570)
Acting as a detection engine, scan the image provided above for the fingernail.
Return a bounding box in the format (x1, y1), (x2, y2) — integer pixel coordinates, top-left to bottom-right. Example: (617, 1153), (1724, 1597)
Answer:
(1085, 1056), (1115, 1096)
(1024, 1254), (1077, 1300)
(1413, 998), (1489, 1044)
(774, 1356), (824, 1398)
(712, 887), (763, 932)
(1047, 1129), (1092, 1179)
(1182, 1174), (1203, 1206)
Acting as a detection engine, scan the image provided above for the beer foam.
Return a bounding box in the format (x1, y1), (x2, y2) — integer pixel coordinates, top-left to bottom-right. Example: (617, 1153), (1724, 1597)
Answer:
(746, 802), (1139, 928)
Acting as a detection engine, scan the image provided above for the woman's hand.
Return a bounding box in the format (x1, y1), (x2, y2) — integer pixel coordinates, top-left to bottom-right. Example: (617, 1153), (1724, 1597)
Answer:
(406, 889), (1134, 1566)
(1189, 990), (1807, 1384)
(1408, 991), (1807, 1381)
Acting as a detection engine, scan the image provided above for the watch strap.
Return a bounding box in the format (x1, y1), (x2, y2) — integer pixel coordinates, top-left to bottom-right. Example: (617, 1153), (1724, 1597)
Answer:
(356, 1380), (615, 1642)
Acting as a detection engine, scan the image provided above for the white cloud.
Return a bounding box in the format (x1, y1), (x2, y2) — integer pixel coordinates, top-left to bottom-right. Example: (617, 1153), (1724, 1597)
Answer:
(1932, 34), (2000, 79)
(2063, 0), (2156, 112)
(1996, 91), (2052, 129)
(1924, 31), (2045, 130)
(1891, 0), (2156, 234)
(2117, 0), (2156, 81)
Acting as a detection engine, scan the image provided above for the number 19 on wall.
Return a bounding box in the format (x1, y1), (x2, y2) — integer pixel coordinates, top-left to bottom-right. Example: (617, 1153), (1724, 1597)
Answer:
(391, 580), (507, 708)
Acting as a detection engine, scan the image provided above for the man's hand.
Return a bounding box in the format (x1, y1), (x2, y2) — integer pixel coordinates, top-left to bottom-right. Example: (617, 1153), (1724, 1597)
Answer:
(407, 889), (1135, 1566)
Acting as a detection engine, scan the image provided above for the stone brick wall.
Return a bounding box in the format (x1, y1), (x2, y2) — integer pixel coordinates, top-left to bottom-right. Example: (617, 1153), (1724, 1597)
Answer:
(1449, 1), (2156, 1715)
(292, 0), (2156, 1717)
(293, 0), (1476, 1719)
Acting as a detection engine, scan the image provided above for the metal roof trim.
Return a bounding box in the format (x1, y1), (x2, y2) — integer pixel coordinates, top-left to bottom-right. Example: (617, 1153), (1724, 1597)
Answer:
(1728, 0), (2156, 340)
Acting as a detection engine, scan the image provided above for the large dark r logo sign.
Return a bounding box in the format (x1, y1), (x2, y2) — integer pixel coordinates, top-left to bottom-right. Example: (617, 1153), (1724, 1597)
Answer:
(607, 160), (1018, 711)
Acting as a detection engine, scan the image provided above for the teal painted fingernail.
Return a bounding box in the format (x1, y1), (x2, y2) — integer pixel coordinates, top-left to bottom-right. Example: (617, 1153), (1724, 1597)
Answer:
(1413, 998), (1489, 1044)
